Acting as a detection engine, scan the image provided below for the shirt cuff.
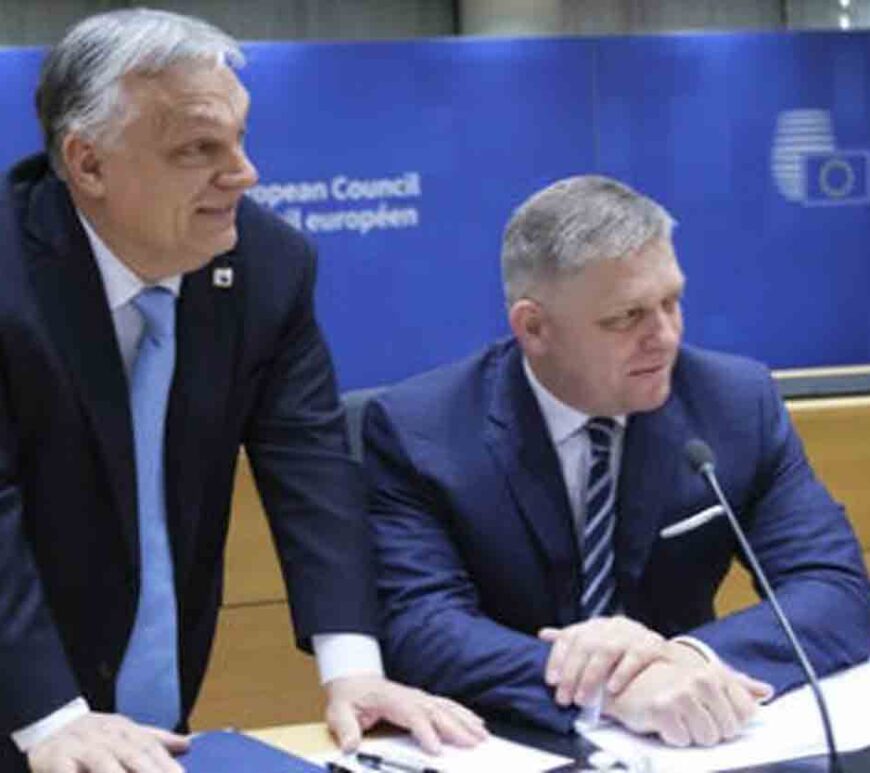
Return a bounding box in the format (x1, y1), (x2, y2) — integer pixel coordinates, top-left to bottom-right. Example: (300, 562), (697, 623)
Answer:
(671, 635), (720, 665)
(11, 697), (90, 752)
(312, 633), (384, 684)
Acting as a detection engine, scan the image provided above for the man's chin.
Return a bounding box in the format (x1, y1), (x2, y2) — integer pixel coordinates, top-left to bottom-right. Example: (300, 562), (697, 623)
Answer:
(209, 227), (238, 255)
(625, 383), (672, 414)
(182, 232), (238, 274)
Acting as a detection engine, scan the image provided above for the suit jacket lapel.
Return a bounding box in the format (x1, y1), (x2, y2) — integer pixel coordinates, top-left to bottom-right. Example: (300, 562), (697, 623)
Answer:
(616, 391), (690, 609)
(484, 343), (580, 626)
(165, 255), (241, 587)
(18, 166), (242, 584)
(21, 171), (139, 565)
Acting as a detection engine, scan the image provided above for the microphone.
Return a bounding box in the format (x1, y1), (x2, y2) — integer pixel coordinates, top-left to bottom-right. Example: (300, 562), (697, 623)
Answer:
(684, 439), (843, 773)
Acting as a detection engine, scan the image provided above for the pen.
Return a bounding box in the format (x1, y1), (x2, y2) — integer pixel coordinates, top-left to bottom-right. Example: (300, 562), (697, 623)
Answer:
(356, 751), (443, 773)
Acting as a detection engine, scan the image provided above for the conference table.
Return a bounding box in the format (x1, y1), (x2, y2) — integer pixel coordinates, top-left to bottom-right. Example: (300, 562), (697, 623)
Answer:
(248, 718), (870, 772)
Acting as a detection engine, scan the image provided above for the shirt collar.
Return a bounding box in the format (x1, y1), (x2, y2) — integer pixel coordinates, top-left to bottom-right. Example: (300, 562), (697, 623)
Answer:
(77, 212), (181, 311)
(522, 357), (625, 445)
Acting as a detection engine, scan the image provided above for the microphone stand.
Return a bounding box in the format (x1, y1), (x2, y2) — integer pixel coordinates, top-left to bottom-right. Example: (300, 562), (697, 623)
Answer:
(696, 459), (843, 773)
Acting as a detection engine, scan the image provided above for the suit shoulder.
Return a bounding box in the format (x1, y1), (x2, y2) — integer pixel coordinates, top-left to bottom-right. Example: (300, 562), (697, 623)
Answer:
(372, 339), (513, 431)
(674, 345), (775, 406)
(232, 196), (319, 316)
(235, 196), (315, 269)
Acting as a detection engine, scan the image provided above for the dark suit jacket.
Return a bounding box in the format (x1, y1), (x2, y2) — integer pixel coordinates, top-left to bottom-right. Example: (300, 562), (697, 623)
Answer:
(363, 337), (870, 732)
(0, 155), (378, 767)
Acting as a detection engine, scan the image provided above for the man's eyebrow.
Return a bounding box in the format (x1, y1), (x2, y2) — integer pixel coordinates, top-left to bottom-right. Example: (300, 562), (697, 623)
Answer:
(604, 284), (685, 311)
(175, 109), (233, 126)
(162, 109), (245, 139)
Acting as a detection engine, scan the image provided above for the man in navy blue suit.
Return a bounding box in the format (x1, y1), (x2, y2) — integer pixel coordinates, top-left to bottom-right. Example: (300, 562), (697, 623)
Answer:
(0, 9), (485, 773)
(363, 175), (870, 746)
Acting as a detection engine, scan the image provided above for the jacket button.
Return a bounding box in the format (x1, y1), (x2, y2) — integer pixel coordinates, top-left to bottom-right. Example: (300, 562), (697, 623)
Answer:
(97, 661), (114, 681)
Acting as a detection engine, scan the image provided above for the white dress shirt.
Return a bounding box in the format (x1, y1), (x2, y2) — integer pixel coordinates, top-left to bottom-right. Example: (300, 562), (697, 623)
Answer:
(522, 359), (718, 667)
(522, 359), (625, 535)
(12, 215), (381, 752)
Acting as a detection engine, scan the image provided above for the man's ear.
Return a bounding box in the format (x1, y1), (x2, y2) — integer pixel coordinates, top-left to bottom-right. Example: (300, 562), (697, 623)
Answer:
(60, 133), (107, 198)
(509, 298), (549, 358)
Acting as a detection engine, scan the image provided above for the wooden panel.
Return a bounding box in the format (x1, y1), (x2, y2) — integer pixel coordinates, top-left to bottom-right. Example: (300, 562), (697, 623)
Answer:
(189, 602), (324, 731)
(191, 454), (320, 730)
(223, 452), (286, 605)
(196, 396), (870, 729)
(714, 561), (755, 616)
(249, 723), (336, 756)
(713, 396), (870, 615)
(788, 397), (870, 549)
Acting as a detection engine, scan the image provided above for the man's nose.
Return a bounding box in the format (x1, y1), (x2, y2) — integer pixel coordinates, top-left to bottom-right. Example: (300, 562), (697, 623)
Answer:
(643, 307), (681, 347)
(218, 147), (259, 190)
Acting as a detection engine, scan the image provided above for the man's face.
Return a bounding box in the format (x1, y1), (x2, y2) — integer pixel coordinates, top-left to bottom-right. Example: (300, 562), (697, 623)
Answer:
(70, 63), (258, 280)
(528, 238), (685, 416)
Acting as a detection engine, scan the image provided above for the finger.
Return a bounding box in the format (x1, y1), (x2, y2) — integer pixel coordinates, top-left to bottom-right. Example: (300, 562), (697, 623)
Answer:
(697, 681), (741, 741)
(678, 694), (721, 747)
(537, 627), (561, 642)
(434, 700), (489, 741)
(606, 651), (652, 695)
(143, 727), (191, 754)
(574, 649), (619, 705)
(724, 677), (760, 727)
(77, 746), (127, 773)
(607, 636), (664, 694)
(38, 761), (77, 773)
(28, 750), (79, 773)
(543, 631), (572, 686)
(651, 705), (692, 748)
(325, 700), (363, 753)
(554, 640), (593, 705)
(137, 737), (185, 773)
(736, 673), (774, 702)
(402, 707), (443, 755)
(109, 722), (182, 773)
(114, 745), (171, 773)
(428, 706), (484, 748)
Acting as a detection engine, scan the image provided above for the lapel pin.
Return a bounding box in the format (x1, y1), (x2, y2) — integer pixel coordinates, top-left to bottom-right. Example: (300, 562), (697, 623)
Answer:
(212, 266), (234, 289)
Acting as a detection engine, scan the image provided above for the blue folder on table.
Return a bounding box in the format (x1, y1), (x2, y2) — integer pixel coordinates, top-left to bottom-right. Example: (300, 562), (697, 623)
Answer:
(179, 730), (325, 772)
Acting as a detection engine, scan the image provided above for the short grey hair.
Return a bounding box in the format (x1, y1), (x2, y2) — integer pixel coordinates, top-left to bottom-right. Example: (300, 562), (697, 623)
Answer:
(36, 7), (245, 173)
(501, 175), (676, 304)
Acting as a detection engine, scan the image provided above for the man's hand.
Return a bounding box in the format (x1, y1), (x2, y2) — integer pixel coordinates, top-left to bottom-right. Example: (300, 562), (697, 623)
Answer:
(27, 712), (189, 773)
(324, 674), (488, 754)
(538, 616), (666, 707)
(605, 641), (774, 747)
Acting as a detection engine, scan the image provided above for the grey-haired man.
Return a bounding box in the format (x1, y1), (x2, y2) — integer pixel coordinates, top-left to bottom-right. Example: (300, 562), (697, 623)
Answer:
(0, 9), (484, 772)
(363, 176), (870, 747)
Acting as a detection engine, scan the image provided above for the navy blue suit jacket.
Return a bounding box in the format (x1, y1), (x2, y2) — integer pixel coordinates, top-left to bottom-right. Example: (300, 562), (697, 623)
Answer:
(363, 338), (870, 732)
(0, 156), (378, 767)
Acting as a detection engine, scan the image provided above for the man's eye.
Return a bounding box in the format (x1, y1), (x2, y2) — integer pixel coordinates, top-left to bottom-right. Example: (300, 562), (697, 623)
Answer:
(177, 140), (215, 159)
(601, 308), (643, 331)
(662, 295), (682, 313)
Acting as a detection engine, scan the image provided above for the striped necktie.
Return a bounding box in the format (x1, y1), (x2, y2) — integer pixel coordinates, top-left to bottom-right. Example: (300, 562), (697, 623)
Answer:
(582, 417), (619, 619)
(115, 286), (181, 729)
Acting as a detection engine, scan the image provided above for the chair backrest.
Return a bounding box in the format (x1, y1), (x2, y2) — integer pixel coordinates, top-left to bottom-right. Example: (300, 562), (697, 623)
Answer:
(341, 387), (385, 462)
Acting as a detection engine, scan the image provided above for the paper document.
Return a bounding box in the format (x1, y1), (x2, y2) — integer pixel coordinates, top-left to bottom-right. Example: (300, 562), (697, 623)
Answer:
(315, 733), (572, 772)
(582, 658), (870, 772)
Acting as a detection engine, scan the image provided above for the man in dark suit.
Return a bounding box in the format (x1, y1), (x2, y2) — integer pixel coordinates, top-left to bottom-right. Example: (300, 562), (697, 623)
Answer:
(0, 9), (485, 773)
(363, 175), (870, 746)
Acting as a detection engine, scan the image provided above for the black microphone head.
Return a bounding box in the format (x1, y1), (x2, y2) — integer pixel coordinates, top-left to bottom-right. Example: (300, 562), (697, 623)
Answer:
(685, 439), (715, 473)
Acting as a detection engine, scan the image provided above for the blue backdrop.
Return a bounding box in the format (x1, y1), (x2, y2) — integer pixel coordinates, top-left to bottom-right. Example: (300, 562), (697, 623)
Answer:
(2, 32), (868, 389)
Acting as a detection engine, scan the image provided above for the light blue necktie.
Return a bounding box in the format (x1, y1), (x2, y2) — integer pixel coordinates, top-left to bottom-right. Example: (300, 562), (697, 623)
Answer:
(582, 417), (619, 619)
(115, 286), (181, 729)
